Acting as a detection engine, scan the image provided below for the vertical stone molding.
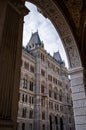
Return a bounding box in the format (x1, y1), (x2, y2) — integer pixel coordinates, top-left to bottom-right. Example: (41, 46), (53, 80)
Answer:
(69, 66), (86, 130)
(0, 1), (29, 130)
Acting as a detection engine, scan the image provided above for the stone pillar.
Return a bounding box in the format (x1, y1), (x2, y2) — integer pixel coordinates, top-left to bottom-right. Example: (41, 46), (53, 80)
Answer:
(0, 1), (29, 130)
(69, 66), (86, 130)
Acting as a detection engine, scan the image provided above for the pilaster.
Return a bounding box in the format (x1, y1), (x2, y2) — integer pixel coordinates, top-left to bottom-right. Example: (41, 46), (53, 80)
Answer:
(69, 66), (86, 130)
(0, 1), (29, 130)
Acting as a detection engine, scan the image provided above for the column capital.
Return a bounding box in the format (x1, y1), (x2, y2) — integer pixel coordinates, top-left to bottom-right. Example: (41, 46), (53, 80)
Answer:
(68, 66), (83, 75)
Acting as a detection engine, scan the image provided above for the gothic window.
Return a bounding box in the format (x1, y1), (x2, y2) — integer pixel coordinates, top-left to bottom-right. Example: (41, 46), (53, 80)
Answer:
(49, 89), (52, 97)
(30, 65), (34, 73)
(41, 53), (45, 61)
(49, 102), (53, 109)
(55, 116), (58, 130)
(59, 90), (62, 102)
(41, 84), (45, 93)
(29, 123), (32, 130)
(60, 105), (63, 111)
(41, 69), (45, 77)
(24, 61), (29, 70)
(69, 117), (71, 123)
(58, 80), (62, 87)
(29, 81), (33, 91)
(22, 123), (25, 130)
(42, 111), (45, 120)
(23, 78), (28, 89)
(22, 108), (27, 118)
(60, 117), (64, 130)
(42, 124), (45, 130)
(29, 96), (34, 104)
(25, 95), (27, 103)
(29, 96), (31, 104)
(48, 75), (52, 81)
(29, 110), (33, 119)
(22, 94), (24, 102)
(32, 97), (34, 104)
(41, 98), (45, 107)
(54, 92), (57, 100)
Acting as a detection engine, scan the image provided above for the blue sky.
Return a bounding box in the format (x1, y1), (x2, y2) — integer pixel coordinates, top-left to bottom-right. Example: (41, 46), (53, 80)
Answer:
(23, 2), (68, 67)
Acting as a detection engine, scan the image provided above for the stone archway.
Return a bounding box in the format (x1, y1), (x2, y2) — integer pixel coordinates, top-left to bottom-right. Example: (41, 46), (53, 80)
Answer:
(0, 1), (86, 130)
(26, 1), (86, 130)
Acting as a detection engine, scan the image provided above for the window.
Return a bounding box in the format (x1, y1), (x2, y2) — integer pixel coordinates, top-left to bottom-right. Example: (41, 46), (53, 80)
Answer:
(29, 123), (32, 130)
(24, 61), (29, 70)
(25, 95), (27, 103)
(42, 112), (45, 120)
(32, 97), (34, 104)
(23, 78), (28, 89)
(29, 96), (31, 104)
(60, 105), (63, 111)
(22, 108), (27, 118)
(41, 69), (45, 77)
(53, 77), (57, 84)
(58, 80), (62, 87)
(22, 94), (24, 102)
(22, 123), (25, 130)
(29, 81), (33, 91)
(41, 98), (45, 107)
(55, 104), (59, 111)
(49, 102), (53, 109)
(69, 117), (71, 123)
(59, 90), (62, 102)
(54, 91), (57, 100)
(41, 53), (45, 61)
(30, 65), (34, 73)
(29, 96), (34, 104)
(29, 110), (33, 119)
(48, 75), (52, 81)
(41, 84), (45, 93)
(49, 89), (52, 97)
(42, 124), (45, 130)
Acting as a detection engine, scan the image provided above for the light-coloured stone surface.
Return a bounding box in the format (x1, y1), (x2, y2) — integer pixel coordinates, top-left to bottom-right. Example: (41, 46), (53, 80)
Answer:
(69, 67), (86, 130)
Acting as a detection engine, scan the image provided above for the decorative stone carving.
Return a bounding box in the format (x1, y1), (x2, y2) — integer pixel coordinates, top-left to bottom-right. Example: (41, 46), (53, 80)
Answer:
(67, 46), (81, 68)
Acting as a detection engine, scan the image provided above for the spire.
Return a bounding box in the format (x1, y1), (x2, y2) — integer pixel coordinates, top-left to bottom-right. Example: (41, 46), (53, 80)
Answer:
(53, 51), (64, 65)
(26, 31), (44, 50)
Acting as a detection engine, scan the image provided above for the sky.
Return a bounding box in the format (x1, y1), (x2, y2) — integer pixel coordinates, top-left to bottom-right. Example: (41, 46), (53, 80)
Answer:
(23, 2), (68, 68)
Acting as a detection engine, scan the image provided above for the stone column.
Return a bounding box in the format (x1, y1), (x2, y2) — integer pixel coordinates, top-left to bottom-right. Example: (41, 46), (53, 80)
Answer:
(69, 66), (86, 130)
(0, 1), (29, 130)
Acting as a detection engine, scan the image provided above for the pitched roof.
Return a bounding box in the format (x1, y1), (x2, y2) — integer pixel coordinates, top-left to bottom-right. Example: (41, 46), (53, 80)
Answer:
(29, 31), (42, 46)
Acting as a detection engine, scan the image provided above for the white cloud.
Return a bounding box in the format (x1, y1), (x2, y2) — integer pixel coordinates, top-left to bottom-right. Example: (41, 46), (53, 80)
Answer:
(23, 2), (68, 68)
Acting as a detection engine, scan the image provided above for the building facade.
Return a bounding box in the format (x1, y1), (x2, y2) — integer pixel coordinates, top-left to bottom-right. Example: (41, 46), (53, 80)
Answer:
(17, 32), (75, 130)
